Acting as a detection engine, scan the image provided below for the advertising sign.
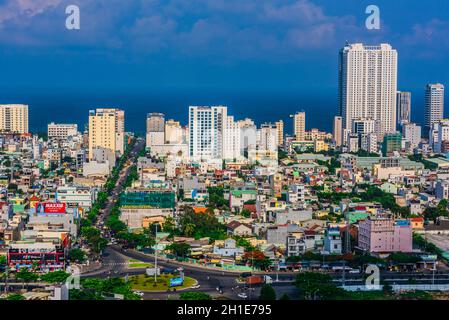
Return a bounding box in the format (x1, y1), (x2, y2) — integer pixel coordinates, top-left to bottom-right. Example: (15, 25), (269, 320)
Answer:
(169, 277), (184, 287)
(35, 202), (66, 214)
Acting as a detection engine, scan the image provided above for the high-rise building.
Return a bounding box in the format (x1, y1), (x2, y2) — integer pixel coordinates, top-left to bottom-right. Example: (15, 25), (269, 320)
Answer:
(292, 112), (305, 141)
(88, 108), (125, 160)
(425, 83), (445, 134)
(115, 109), (125, 156)
(188, 105), (241, 160)
(0, 104), (29, 134)
(146, 113), (165, 148)
(258, 123), (278, 152)
(275, 120), (284, 146)
(146, 113), (165, 132)
(352, 118), (376, 135)
(333, 116), (343, 147)
(223, 114), (242, 160)
(339, 43), (398, 139)
(165, 119), (183, 144)
(360, 133), (378, 154)
(47, 123), (78, 140)
(430, 119), (449, 154)
(402, 122), (421, 151)
(396, 91), (411, 127)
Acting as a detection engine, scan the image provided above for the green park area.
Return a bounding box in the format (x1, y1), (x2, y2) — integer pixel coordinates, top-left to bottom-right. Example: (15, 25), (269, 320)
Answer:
(127, 259), (153, 269)
(127, 274), (197, 292)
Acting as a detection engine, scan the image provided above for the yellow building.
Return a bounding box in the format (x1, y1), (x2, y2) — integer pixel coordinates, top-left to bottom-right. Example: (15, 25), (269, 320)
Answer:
(88, 108), (125, 160)
(314, 140), (329, 152)
(0, 104), (28, 134)
(275, 120), (284, 146)
(292, 112), (306, 141)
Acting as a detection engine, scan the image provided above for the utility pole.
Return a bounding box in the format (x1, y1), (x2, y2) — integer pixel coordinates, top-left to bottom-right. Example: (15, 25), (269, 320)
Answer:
(4, 266), (8, 294)
(432, 260), (436, 286)
(154, 223), (159, 284)
(345, 209), (351, 254)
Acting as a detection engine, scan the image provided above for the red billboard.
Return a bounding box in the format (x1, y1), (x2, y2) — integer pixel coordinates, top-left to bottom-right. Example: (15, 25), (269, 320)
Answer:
(35, 202), (66, 214)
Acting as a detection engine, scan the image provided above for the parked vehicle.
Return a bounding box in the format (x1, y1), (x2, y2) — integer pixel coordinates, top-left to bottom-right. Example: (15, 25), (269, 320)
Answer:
(245, 275), (273, 285)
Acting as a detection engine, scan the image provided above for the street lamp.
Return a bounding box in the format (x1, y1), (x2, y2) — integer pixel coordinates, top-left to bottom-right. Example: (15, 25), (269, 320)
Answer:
(153, 222), (161, 284)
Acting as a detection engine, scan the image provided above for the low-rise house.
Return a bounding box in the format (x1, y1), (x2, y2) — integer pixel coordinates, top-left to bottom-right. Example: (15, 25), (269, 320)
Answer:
(226, 221), (252, 237)
(213, 239), (244, 258)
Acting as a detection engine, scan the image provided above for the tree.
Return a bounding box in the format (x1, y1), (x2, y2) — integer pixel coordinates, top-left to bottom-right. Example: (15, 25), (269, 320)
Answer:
(240, 209), (252, 218)
(0, 255), (6, 266)
(15, 268), (39, 289)
(162, 216), (176, 234)
(207, 187), (228, 208)
(234, 236), (255, 252)
(243, 251), (271, 270)
(179, 292), (211, 300)
(81, 277), (139, 300)
(166, 243), (191, 257)
(184, 223), (196, 237)
(116, 231), (155, 249)
(107, 216), (127, 234)
(176, 206), (227, 240)
(41, 271), (71, 284)
(81, 226), (108, 254)
(259, 284), (276, 300)
(69, 248), (86, 263)
(295, 272), (346, 300)
(69, 289), (104, 300)
(279, 293), (291, 300)
(6, 294), (25, 300)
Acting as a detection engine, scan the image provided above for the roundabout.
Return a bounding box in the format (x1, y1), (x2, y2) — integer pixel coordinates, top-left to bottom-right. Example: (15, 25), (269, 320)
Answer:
(126, 274), (198, 292)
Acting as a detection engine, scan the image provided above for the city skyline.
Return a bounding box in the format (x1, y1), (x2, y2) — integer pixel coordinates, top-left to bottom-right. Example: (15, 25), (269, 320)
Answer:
(2, 1), (449, 305)
(0, 1), (447, 135)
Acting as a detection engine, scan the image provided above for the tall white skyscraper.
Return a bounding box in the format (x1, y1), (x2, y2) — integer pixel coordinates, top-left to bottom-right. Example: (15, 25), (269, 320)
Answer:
(425, 83), (445, 134)
(188, 106), (241, 160)
(339, 43), (398, 139)
(396, 91), (411, 126)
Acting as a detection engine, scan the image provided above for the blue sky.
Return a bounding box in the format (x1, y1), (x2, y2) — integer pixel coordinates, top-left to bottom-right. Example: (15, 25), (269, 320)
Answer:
(0, 0), (448, 132)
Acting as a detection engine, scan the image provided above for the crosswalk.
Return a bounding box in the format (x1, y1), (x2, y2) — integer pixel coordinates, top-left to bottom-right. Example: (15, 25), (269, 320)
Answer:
(103, 262), (130, 266)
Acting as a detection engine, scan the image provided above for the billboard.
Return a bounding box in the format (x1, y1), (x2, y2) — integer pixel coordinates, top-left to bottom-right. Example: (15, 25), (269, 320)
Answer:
(169, 277), (184, 287)
(35, 202), (66, 214)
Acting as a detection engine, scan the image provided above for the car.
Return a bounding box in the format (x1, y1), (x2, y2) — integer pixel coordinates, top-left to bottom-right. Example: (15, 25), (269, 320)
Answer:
(237, 293), (248, 299)
(191, 285), (201, 289)
(133, 291), (144, 297)
(349, 269), (361, 274)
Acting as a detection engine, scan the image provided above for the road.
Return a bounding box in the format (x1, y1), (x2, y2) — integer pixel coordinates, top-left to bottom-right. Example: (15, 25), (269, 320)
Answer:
(96, 137), (145, 234)
(81, 244), (449, 300)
